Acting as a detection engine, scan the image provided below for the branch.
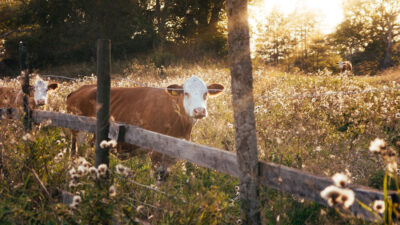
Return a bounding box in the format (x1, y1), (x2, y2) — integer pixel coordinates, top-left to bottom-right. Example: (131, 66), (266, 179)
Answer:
(0, 28), (34, 39)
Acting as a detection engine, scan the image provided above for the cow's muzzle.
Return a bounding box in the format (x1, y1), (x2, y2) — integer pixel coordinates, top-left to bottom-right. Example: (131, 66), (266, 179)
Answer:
(36, 99), (45, 106)
(193, 107), (206, 119)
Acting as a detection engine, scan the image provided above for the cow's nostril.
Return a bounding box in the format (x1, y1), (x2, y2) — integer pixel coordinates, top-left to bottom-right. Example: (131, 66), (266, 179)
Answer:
(193, 108), (206, 118)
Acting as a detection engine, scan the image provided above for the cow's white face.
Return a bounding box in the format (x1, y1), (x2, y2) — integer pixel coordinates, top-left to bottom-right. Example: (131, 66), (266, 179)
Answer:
(338, 61), (343, 69)
(183, 77), (209, 118)
(166, 76), (224, 119)
(33, 78), (59, 106)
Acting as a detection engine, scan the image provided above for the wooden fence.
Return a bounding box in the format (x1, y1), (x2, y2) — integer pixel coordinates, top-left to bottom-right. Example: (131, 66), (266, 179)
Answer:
(0, 109), (381, 221)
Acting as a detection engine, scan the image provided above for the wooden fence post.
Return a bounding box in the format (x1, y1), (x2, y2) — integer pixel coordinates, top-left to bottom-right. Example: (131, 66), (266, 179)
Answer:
(19, 41), (31, 131)
(226, 0), (261, 224)
(94, 39), (111, 167)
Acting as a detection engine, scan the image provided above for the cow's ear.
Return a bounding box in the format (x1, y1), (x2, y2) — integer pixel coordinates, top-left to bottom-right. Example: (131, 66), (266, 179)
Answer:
(166, 84), (183, 96)
(48, 82), (59, 90)
(207, 84), (224, 96)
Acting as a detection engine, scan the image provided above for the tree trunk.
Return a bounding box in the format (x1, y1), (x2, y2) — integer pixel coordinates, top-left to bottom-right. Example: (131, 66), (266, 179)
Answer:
(383, 23), (393, 69)
(226, 0), (261, 224)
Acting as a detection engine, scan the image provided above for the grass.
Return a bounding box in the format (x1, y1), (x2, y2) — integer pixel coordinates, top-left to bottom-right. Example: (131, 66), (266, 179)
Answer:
(1, 61), (399, 224)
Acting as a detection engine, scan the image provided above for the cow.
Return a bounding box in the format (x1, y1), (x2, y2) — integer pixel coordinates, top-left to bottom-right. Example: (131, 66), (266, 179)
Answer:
(338, 61), (352, 74)
(66, 76), (224, 180)
(0, 76), (59, 118)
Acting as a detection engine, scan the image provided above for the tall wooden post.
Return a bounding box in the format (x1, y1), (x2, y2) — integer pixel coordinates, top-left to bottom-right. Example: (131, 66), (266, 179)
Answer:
(19, 41), (31, 131)
(226, 0), (261, 224)
(95, 39), (111, 167)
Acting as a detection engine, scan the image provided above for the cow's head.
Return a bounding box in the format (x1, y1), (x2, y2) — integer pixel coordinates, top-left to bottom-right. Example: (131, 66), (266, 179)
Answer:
(32, 77), (59, 106)
(166, 76), (224, 119)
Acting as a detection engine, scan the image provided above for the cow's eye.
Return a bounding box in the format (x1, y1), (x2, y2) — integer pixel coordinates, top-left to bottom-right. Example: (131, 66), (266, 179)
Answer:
(185, 92), (190, 97)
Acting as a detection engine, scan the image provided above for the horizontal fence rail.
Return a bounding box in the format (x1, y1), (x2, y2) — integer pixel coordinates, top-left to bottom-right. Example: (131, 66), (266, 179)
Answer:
(0, 108), (390, 221)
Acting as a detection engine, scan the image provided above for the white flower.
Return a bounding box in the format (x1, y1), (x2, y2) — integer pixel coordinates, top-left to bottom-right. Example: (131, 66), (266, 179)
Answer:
(73, 195), (81, 205)
(372, 200), (385, 214)
(332, 173), (351, 188)
(387, 161), (397, 173)
(320, 185), (355, 209)
(98, 164), (108, 177)
(77, 165), (88, 176)
(100, 140), (118, 149)
(109, 185), (116, 197)
(100, 140), (108, 149)
(369, 138), (386, 154)
(88, 167), (99, 179)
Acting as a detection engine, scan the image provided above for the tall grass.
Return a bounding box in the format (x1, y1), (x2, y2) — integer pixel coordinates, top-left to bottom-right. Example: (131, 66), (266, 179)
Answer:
(1, 62), (398, 224)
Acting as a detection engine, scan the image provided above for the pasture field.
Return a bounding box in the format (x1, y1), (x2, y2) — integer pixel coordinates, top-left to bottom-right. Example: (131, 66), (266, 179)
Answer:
(1, 62), (399, 224)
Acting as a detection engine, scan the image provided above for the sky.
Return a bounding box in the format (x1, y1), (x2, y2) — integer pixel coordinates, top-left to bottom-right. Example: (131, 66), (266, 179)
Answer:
(249, 0), (345, 34)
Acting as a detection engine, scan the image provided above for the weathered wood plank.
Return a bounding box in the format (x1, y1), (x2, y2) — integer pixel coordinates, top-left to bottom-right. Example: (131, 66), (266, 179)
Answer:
(32, 110), (97, 133)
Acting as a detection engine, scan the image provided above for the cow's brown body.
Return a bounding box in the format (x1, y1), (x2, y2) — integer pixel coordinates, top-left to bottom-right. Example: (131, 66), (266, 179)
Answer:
(66, 85), (194, 168)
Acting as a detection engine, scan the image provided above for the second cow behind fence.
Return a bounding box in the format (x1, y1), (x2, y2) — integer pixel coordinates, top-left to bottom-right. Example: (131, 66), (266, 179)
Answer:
(0, 75), (59, 118)
(66, 76), (224, 180)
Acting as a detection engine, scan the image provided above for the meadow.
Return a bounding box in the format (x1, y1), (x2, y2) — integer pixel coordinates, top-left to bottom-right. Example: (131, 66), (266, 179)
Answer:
(1, 61), (399, 224)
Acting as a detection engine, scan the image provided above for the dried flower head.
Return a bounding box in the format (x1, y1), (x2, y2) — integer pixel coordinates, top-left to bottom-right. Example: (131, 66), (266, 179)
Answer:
(320, 185), (355, 209)
(373, 200), (385, 214)
(387, 161), (398, 173)
(22, 133), (33, 142)
(332, 173), (351, 188)
(100, 140), (108, 149)
(69, 180), (77, 188)
(100, 140), (118, 149)
(369, 138), (386, 154)
(109, 185), (116, 197)
(73, 195), (82, 205)
(77, 157), (87, 166)
(136, 205), (145, 213)
(98, 164), (108, 177)
(77, 165), (88, 176)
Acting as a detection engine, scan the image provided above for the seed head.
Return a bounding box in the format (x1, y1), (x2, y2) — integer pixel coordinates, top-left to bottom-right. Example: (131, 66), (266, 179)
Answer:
(369, 138), (386, 154)
(372, 200), (385, 214)
(332, 173), (351, 188)
(320, 185), (355, 209)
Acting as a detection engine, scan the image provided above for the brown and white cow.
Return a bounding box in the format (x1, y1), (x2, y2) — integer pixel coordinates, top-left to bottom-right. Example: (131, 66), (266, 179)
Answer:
(0, 76), (59, 118)
(66, 76), (224, 178)
(338, 61), (352, 74)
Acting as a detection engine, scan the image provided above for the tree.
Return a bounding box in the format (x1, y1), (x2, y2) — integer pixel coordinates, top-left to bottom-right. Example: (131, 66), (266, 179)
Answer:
(332, 0), (400, 74)
(226, 0), (261, 224)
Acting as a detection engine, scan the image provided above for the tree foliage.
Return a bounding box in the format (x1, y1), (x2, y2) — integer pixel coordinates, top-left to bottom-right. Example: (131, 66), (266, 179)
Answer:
(0, 0), (226, 73)
(332, 0), (400, 74)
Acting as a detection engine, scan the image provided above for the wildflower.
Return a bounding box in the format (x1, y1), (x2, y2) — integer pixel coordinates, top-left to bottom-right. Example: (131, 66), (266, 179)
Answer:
(109, 139), (117, 148)
(369, 138), (386, 154)
(372, 200), (385, 214)
(100, 140), (108, 149)
(320, 185), (355, 209)
(77, 157), (87, 166)
(22, 133), (33, 141)
(82, 161), (91, 168)
(387, 161), (397, 173)
(57, 152), (63, 159)
(109, 185), (116, 197)
(98, 164), (108, 177)
(69, 180), (77, 188)
(77, 165), (88, 176)
(73, 195), (81, 205)
(332, 173), (351, 188)
(136, 205), (144, 213)
(100, 139), (118, 149)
